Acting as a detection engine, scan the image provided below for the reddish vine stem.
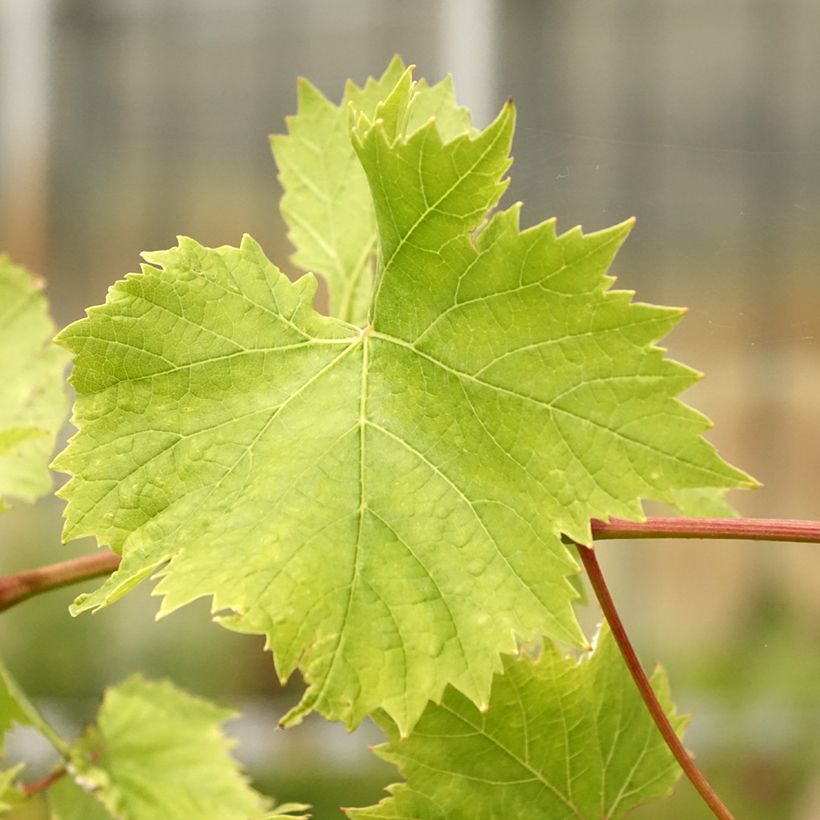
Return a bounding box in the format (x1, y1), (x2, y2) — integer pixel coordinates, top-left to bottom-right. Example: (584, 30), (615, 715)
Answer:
(22, 767), (67, 796)
(590, 516), (820, 542)
(0, 551), (120, 612)
(576, 542), (735, 820)
(0, 518), (818, 614)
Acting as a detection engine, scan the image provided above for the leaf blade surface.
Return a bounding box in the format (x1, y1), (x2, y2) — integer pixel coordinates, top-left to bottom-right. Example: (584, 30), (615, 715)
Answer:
(349, 625), (687, 820)
(68, 676), (267, 820)
(272, 58), (471, 324)
(0, 256), (68, 509)
(56, 64), (753, 735)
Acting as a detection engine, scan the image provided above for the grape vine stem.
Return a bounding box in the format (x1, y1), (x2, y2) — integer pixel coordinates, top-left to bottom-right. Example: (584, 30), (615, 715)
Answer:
(0, 551), (121, 612)
(0, 517), (818, 614)
(590, 516), (820, 542)
(22, 767), (67, 797)
(576, 541), (735, 820)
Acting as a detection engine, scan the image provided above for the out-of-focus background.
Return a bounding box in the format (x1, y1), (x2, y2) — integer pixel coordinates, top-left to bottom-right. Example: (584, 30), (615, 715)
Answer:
(1, 1), (818, 817)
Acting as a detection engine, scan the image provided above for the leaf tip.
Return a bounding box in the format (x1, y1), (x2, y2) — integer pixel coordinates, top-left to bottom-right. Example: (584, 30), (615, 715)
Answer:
(295, 76), (325, 106)
(239, 232), (260, 250)
(69, 594), (89, 616)
(385, 53), (407, 72)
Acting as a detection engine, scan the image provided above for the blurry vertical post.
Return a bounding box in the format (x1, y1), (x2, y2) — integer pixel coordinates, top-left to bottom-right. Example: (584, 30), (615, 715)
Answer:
(438, 0), (498, 128)
(0, 0), (54, 271)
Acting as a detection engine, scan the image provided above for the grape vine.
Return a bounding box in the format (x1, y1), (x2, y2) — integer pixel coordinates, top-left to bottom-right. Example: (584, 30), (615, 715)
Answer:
(1, 58), (817, 819)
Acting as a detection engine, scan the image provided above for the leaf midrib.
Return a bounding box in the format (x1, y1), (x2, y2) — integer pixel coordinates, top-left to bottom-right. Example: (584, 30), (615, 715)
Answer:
(369, 117), (510, 326)
(419, 698), (584, 818)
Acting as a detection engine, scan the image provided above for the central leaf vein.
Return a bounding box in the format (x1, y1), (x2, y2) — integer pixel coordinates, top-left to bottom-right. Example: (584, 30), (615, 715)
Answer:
(370, 120), (510, 324)
(371, 331), (729, 482)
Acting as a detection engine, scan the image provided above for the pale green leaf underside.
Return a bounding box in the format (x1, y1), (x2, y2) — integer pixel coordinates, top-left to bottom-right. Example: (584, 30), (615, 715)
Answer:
(669, 487), (739, 518)
(68, 676), (267, 820)
(350, 624), (687, 820)
(1, 662), (32, 758)
(263, 804), (312, 820)
(48, 777), (115, 820)
(0, 658), (57, 756)
(56, 66), (752, 735)
(272, 56), (472, 325)
(1, 658), (53, 805)
(0, 764), (25, 813)
(0, 255), (68, 509)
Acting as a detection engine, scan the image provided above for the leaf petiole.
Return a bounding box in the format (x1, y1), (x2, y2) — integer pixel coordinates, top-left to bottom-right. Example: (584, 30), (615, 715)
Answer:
(576, 542), (735, 820)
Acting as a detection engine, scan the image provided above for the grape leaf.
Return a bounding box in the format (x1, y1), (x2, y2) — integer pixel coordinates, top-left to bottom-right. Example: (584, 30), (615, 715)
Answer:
(67, 676), (268, 820)
(47, 783), (311, 820)
(0, 255), (68, 510)
(264, 804), (312, 819)
(0, 658), (61, 756)
(349, 624), (686, 820)
(272, 58), (471, 325)
(0, 764), (24, 813)
(48, 777), (114, 820)
(669, 487), (739, 518)
(0, 662), (32, 750)
(55, 64), (753, 734)
(1, 658), (62, 809)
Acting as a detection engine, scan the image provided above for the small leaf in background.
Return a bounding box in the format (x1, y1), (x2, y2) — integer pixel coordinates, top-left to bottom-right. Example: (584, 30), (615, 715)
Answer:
(349, 624), (687, 820)
(1, 659), (61, 812)
(263, 803), (313, 820)
(0, 763), (25, 813)
(669, 487), (740, 518)
(0, 255), (68, 510)
(272, 56), (471, 324)
(0, 662), (32, 750)
(68, 676), (270, 820)
(1, 658), (67, 759)
(48, 776), (114, 820)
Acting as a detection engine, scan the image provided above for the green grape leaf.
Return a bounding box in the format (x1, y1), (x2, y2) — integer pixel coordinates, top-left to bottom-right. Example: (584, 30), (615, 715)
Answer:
(263, 804), (312, 820)
(668, 487), (739, 518)
(1, 659), (64, 809)
(0, 659), (62, 757)
(0, 764), (25, 813)
(0, 663), (32, 752)
(0, 255), (69, 509)
(349, 624), (687, 820)
(272, 57), (471, 324)
(67, 676), (268, 820)
(48, 777), (114, 820)
(55, 64), (753, 734)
